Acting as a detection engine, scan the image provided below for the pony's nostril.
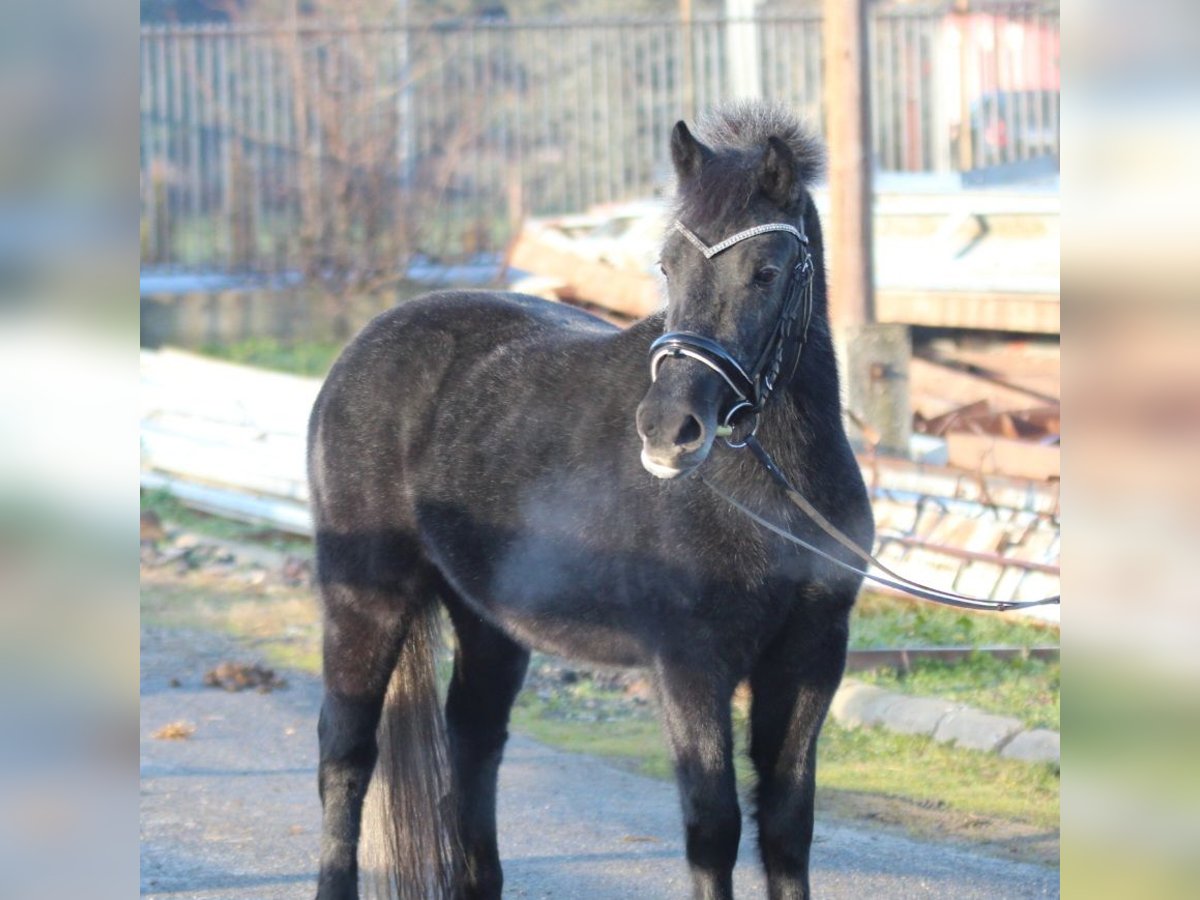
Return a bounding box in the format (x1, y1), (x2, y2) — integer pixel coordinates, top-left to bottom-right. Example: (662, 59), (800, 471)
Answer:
(635, 403), (657, 440)
(674, 415), (703, 449)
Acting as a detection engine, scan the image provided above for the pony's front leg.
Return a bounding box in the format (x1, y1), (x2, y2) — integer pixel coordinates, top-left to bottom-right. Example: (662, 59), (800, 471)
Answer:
(655, 659), (741, 900)
(748, 598), (853, 900)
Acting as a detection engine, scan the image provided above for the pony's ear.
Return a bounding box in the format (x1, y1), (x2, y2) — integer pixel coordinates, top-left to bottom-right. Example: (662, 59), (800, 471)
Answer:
(671, 121), (711, 180)
(759, 136), (797, 208)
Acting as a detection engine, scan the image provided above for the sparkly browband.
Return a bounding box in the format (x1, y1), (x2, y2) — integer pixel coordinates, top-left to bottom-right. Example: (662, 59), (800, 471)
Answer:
(673, 221), (807, 259)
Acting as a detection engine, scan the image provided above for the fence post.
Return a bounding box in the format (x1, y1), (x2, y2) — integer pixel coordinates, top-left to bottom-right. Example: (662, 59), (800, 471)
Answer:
(725, 0), (761, 100)
(824, 0), (911, 456)
(954, 0), (975, 172)
(679, 0), (695, 120)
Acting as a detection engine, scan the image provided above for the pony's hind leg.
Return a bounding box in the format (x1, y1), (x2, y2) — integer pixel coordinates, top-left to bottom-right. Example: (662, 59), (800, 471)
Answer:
(748, 596), (854, 900)
(444, 598), (530, 900)
(315, 578), (409, 900)
(654, 658), (741, 900)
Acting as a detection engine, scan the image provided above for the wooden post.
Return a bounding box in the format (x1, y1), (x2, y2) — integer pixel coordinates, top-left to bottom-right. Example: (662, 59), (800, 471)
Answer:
(725, 0), (762, 101)
(680, 0), (695, 121)
(824, 0), (874, 329)
(824, 0), (911, 456)
(954, 0), (974, 172)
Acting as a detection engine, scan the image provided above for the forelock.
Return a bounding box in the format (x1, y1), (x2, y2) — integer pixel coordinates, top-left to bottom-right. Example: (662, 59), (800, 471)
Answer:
(672, 101), (824, 228)
(693, 100), (825, 185)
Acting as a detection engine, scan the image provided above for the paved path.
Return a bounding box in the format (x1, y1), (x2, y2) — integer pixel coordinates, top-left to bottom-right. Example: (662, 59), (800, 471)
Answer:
(141, 628), (1058, 899)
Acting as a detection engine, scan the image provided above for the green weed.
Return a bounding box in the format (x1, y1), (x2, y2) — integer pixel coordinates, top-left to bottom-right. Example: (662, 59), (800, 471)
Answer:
(198, 336), (344, 377)
(851, 591), (1058, 650)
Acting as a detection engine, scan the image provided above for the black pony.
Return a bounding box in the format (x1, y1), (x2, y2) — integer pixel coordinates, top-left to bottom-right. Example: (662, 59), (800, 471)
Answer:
(308, 101), (873, 900)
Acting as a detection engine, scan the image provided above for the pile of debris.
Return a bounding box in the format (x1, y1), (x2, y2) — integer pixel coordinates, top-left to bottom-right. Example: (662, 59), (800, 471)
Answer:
(508, 200), (665, 322)
(204, 662), (288, 694)
(911, 337), (1059, 481)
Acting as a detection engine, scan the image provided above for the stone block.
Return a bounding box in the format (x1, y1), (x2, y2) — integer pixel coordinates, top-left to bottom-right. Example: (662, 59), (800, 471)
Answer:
(830, 681), (899, 729)
(877, 696), (958, 736)
(934, 709), (1024, 752)
(1000, 728), (1060, 765)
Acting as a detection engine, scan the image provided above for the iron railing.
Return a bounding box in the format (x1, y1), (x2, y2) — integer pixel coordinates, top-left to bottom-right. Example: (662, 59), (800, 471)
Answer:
(140, 7), (1059, 274)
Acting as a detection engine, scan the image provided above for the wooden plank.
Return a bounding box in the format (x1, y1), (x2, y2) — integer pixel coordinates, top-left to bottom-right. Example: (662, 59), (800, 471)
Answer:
(141, 471), (312, 535)
(138, 341), (1062, 617)
(140, 429), (309, 502)
(508, 227), (661, 319)
(945, 432), (1060, 481)
(141, 348), (321, 435)
(928, 345), (1060, 403)
(910, 356), (1056, 418)
(823, 0), (875, 328)
(868, 192), (1060, 218)
(876, 288), (1060, 334)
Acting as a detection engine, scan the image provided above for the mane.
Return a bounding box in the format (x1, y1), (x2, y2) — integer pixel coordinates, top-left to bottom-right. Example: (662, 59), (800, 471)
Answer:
(675, 100), (825, 225)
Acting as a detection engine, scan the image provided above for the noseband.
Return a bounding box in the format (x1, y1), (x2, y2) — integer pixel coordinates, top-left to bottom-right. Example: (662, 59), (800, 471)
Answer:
(649, 219), (815, 447)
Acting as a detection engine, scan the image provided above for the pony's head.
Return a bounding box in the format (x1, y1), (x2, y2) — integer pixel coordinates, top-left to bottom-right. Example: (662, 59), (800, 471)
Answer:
(636, 102), (825, 479)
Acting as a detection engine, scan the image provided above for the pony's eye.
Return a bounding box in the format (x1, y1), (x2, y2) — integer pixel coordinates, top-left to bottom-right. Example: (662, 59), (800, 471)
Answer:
(754, 266), (780, 286)
(659, 262), (669, 279)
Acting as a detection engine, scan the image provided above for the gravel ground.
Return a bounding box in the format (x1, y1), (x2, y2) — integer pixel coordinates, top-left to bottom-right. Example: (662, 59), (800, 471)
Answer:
(141, 624), (1057, 899)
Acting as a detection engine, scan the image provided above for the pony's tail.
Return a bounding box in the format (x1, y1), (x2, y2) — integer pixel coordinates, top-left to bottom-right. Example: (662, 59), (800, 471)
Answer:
(359, 604), (461, 899)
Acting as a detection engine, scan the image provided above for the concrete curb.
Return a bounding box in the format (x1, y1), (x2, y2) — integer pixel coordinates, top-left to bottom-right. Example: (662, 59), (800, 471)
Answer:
(830, 679), (1059, 766)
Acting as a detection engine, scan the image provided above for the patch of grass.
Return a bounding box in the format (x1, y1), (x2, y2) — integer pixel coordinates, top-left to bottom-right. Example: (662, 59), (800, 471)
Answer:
(816, 720), (1059, 830)
(857, 653), (1060, 731)
(199, 336), (344, 377)
(140, 581), (237, 630)
(850, 592), (1058, 650)
(510, 706), (674, 781)
(509, 666), (1058, 849)
(140, 577), (322, 676)
(225, 594), (323, 673)
(847, 593), (1060, 730)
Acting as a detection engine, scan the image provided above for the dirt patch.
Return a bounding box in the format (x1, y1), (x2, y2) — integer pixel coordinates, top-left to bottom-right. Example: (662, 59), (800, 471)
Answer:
(204, 661), (288, 693)
(139, 521), (322, 677)
(521, 658), (655, 723)
(818, 789), (1059, 867)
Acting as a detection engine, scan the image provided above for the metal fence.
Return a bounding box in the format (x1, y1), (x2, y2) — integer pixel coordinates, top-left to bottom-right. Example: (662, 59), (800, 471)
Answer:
(140, 6), (1059, 275)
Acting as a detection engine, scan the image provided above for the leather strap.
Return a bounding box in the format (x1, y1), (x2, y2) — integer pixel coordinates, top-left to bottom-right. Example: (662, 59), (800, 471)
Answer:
(701, 436), (1061, 613)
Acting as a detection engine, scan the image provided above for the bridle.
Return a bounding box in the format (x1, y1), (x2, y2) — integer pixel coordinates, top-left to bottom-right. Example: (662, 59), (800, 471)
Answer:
(649, 219), (815, 448)
(643, 215), (1060, 614)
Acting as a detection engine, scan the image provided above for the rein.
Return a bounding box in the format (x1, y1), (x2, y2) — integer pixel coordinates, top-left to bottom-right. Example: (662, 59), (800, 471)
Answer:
(700, 437), (1060, 613)
(652, 216), (1060, 614)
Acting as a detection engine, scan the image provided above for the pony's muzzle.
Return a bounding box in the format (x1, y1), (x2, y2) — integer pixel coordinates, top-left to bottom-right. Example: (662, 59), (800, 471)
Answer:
(635, 382), (717, 479)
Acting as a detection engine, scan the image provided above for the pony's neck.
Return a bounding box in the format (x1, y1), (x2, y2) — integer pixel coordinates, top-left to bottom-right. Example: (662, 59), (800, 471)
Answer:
(762, 326), (843, 447)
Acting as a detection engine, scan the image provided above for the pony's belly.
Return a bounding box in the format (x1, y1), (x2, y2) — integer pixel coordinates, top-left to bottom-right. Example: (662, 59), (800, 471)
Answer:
(422, 527), (661, 667)
(417, 461), (676, 666)
(485, 603), (651, 668)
